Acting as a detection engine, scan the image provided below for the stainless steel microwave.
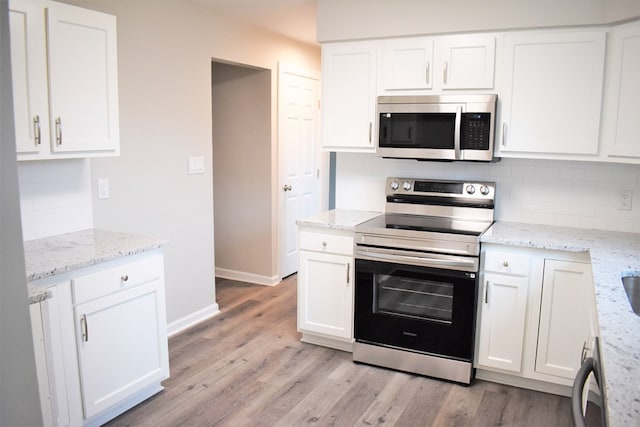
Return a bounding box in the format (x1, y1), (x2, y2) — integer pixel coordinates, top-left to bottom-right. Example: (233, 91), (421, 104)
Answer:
(377, 94), (498, 162)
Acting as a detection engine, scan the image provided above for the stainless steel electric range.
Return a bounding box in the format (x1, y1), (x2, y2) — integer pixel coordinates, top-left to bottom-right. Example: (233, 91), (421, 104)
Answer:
(353, 177), (496, 385)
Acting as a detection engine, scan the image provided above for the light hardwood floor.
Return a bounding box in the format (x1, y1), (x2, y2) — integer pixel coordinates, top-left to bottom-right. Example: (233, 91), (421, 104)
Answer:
(105, 275), (592, 427)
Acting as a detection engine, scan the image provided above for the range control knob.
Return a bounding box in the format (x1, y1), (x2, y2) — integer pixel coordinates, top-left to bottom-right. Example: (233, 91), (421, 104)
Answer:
(390, 181), (399, 191)
(480, 185), (490, 195)
(466, 185), (476, 195)
(403, 181), (412, 191)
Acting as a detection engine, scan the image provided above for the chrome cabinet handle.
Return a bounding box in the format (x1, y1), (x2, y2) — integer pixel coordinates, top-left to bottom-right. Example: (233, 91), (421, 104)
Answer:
(322, 241), (327, 247)
(443, 61), (448, 85)
(81, 314), (89, 342)
(283, 184), (292, 192)
(121, 274), (129, 282)
(502, 261), (509, 268)
(55, 117), (62, 145)
(33, 115), (41, 146)
(368, 122), (372, 144)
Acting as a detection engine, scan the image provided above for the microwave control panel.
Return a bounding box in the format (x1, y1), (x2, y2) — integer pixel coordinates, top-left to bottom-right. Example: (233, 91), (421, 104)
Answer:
(460, 113), (491, 150)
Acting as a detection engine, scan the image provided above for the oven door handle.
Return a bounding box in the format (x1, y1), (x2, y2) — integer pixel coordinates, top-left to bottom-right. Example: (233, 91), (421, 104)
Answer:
(356, 248), (477, 270)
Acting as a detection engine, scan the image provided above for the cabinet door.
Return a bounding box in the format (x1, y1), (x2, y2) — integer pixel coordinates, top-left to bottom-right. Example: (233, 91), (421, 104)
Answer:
(477, 272), (528, 372)
(500, 30), (606, 156)
(536, 260), (594, 379)
(603, 22), (640, 160)
(46, 2), (120, 153)
(321, 42), (377, 152)
(298, 250), (353, 339)
(380, 37), (434, 91)
(74, 280), (169, 419)
(9, 0), (51, 156)
(438, 35), (496, 90)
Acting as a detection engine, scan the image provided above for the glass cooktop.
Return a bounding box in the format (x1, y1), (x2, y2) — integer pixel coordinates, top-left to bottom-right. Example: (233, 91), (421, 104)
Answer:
(359, 213), (492, 237)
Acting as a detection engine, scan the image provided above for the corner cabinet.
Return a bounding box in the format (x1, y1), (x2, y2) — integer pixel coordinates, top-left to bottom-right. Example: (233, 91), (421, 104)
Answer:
(321, 42), (377, 152)
(29, 250), (169, 427)
(476, 244), (597, 395)
(297, 227), (355, 351)
(498, 29), (606, 159)
(9, 0), (120, 160)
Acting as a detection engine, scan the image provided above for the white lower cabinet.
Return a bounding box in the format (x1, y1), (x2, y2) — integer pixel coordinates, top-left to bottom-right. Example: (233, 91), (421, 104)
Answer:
(297, 228), (355, 351)
(29, 250), (169, 426)
(476, 244), (596, 394)
(535, 259), (595, 379)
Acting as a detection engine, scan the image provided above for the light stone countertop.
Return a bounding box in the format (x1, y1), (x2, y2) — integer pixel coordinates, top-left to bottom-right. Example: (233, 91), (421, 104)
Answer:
(482, 221), (640, 427)
(296, 209), (382, 231)
(25, 229), (167, 303)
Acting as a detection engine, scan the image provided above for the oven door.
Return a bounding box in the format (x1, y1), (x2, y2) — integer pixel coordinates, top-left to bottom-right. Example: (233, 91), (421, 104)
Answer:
(354, 255), (478, 361)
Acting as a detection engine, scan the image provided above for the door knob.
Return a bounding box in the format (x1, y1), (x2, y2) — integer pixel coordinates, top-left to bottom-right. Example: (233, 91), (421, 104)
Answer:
(283, 184), (292, 192)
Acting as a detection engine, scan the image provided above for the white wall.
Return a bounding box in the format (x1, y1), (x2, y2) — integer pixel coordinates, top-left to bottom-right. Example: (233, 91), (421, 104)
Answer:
(336, 154), (640, 232)
(0, 1), (42, 424)
(18, 159), (93, 241)
(58, 0), (320, 326)
(317, 0), (640, 42)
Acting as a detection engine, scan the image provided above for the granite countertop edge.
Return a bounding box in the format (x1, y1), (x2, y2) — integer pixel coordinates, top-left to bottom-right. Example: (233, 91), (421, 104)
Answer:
(26, 229), (167, 304)
(481, 221), (640, 427)
(296, 209), (382, 231)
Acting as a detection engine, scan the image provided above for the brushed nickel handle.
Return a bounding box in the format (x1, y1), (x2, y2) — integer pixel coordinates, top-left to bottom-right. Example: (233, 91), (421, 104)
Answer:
(81, 314), (89, 342)
(501, 123), (507, 148)
(426, 61), (430, 84)
(502, 261), (509, 268)
(322, 241), (328, 247)
(443, 61), (448, 85)
(55, 117), (62, 145)
(484, 281), (489, 304)
(346, 263), (350, 285)
(368, 122), (373, 144)
(283, 184), (292, 192)
(33, 115), (41, 146)
(121, 274), (129, 282)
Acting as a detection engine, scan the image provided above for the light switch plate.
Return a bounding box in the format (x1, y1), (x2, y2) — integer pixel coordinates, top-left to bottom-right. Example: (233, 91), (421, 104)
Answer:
(188, 156), (205, 174)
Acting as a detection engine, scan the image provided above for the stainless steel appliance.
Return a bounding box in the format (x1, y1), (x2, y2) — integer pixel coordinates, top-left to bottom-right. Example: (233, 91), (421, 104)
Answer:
(353, 177), (496, 384)
(377, 94), (498, 162)
(572, 337), (606, 426)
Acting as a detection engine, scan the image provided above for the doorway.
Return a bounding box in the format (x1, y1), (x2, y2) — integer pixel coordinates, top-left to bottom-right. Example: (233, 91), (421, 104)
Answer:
(211, 61), (275, 285)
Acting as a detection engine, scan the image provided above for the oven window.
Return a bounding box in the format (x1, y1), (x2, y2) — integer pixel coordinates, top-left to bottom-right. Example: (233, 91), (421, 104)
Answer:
(374, 274), (454, 324)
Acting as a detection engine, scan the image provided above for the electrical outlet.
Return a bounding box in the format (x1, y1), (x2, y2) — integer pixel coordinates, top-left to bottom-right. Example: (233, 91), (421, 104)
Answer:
(618, 190), (632, 210)
(98, 178), (110, 200)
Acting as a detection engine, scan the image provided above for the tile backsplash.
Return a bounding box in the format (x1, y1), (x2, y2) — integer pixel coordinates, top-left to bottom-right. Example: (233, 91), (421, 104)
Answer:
(335, 154), (640, 233)
(18, 159), (93, 241)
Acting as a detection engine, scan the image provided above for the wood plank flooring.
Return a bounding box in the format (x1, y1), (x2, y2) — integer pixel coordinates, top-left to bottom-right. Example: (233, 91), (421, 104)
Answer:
(105, 274), (586, 427)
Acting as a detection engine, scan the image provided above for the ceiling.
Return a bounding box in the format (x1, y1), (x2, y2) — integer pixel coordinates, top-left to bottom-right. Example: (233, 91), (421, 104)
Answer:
(187, 0), (318, 45)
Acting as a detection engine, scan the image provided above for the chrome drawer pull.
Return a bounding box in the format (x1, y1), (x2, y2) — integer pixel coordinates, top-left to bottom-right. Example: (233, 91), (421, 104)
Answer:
(81, 314), (89, 342)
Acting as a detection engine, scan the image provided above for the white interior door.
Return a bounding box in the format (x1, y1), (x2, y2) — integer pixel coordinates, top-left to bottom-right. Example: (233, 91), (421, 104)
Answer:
(278, 65), (321, 278)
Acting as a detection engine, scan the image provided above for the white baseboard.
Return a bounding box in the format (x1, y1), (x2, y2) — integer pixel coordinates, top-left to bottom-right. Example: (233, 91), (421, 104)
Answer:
(215, 267), (281, 286)
(167, 303), (220, 337)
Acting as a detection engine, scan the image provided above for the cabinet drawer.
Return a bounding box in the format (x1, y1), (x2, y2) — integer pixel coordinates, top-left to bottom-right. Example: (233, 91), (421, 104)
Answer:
(72, 255), (163, 304)
(299, 231), (354, 255)
(483, 251), (530, 276)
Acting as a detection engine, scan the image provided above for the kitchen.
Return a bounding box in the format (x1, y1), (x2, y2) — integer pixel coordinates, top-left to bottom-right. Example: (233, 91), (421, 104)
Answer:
(1, 0), (639, 426)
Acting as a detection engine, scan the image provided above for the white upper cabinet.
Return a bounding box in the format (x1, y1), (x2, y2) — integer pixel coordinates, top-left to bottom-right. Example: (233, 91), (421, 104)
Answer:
(321, 41), (377, 152)
(602, 21), (640, 161)
(9, 0), (50, 156)
(9, 0), (120, 160)
(380, 37), (435, 91)
(498, 29), (606, 158)
(438, 35), (496, 90)
(379, 34), (496, 93)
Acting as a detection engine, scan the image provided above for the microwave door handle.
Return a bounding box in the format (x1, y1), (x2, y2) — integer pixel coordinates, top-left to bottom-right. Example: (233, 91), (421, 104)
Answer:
(454, 105), (462, 160)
